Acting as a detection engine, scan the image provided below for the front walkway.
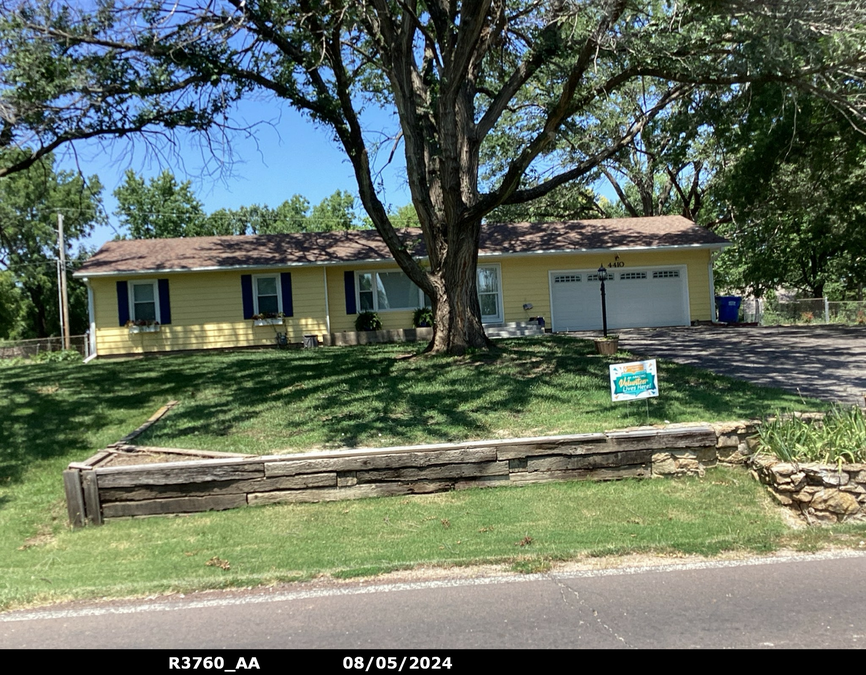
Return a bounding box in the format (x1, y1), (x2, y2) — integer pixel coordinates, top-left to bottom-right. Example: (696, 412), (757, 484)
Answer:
(570, 325), (866, 406)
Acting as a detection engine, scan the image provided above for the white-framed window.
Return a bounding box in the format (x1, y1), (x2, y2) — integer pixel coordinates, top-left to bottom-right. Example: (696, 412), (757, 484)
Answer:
(478, 265), (502, 323)
(354, 266), (502, 322)
(129, 279), (160, 323)
(253, 274), (282, 316)
(357, 270), (429, 312)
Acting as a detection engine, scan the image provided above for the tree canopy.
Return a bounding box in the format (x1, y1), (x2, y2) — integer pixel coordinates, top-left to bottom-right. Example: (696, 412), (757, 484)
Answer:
(711, 86), (866, 299)
(0, 2), (242, 179)
(114, 169), (365, 237)
(0, 153), (102, 339)
(9, 0), (866, 351)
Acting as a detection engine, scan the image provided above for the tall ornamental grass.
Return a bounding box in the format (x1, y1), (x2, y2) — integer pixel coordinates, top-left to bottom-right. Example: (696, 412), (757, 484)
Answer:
(756, 407), (866, 464)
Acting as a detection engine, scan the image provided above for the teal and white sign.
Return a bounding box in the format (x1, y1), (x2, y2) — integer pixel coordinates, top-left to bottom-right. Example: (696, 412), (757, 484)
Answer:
(609, 360), (658, 402)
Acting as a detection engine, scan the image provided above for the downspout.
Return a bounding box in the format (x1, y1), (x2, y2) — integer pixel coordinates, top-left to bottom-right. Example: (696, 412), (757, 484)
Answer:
(708, 251), (719, 322)
(84, 278), (98, 362)
(322, 267), (331, 336)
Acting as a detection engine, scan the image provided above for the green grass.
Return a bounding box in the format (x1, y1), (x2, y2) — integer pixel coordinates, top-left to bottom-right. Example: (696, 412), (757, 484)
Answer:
(0, 336), (848, 611)
(2, 466), (841, 611)
(3, 336), (822, 464)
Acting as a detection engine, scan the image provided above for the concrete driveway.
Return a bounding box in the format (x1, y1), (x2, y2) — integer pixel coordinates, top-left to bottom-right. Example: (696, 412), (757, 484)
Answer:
(595, 325), (866, 405)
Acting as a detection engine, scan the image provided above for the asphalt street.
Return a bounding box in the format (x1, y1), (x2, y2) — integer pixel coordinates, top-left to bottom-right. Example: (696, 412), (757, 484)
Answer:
(3, 551), (865, 650)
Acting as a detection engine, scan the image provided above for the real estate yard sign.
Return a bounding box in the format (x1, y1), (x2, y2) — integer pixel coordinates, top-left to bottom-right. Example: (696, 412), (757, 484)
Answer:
(609, 360), (658, 402)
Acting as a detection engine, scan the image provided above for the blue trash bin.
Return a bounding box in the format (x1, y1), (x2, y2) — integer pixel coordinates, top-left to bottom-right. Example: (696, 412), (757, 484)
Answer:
(715, 296), (742, 323)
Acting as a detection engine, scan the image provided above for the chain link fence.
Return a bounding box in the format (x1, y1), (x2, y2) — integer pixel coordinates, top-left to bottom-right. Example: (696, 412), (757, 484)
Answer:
(758, 298), (866, 326)
(0, 334), (90, 360)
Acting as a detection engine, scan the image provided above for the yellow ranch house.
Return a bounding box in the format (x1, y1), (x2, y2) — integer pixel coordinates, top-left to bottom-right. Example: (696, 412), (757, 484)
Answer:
(74, 216), (729, 357)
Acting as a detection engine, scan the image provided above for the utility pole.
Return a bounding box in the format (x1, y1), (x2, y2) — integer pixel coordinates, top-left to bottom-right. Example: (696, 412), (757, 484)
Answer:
(58, 213), (70, 351)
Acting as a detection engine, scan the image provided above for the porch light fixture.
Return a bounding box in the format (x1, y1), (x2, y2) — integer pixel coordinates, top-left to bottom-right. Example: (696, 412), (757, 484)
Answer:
(597, 265), (609, 337)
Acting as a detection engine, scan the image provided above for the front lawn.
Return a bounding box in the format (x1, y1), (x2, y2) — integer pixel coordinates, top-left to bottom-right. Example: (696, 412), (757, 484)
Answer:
(3, 336), (820, 465)
(0, 336), (843, 611)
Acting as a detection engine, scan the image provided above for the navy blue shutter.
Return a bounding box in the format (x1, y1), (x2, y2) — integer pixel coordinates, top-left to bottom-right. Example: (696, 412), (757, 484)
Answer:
(344, 271), (356, 315)
(280, 273), (293, 317)
(241, 275), (254, 319)
(157, 279), (171, 325)
(116, 281), (130, 326)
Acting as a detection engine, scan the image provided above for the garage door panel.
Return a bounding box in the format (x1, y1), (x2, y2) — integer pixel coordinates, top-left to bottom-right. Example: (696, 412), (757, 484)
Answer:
(550, 273), (598, 331)
(551, 267), (688, 331)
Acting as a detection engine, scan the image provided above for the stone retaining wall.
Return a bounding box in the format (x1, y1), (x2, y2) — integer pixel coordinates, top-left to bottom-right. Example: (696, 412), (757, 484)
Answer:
(750, 455), (866, 523)
(64, 421), (759, 526)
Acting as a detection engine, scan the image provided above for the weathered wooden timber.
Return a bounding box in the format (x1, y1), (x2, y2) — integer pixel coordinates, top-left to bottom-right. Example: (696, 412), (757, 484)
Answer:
(112, 400), (179, 446)
(99, 473), (338, 502)
(65, 420), (763, 526)
(102, 494), (247, 518)
(63, 469), (86, 528)
(354, 461), (510, 483)
(112, 444), (249, 459)
(82, 471), (103, 525)
(508, 464), (650, 485)
(96, 460), (266, 488)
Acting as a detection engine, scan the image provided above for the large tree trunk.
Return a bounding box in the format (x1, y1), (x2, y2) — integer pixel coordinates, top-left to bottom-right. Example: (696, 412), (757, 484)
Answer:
(425, 219), (493, 355)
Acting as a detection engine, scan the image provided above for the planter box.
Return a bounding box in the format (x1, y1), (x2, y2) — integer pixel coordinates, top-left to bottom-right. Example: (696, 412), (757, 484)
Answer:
(594, 338), (619, 355)
(254, 318), (284, 327)
(323, 327), (434, 346)
(129, 325), (160, 334)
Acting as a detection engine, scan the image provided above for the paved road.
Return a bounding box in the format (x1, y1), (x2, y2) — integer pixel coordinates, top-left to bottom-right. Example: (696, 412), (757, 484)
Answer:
(2, 551), (865, 650)
(606, 325), (866, 405)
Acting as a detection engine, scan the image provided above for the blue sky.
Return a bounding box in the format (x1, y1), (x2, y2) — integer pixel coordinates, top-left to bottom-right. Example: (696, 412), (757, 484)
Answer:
(59, 98), (413, 250)
(59, 96), (615, 253)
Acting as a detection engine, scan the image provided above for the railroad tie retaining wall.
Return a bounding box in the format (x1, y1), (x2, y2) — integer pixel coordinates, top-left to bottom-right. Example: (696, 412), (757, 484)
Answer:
(64, 421), (758, 526)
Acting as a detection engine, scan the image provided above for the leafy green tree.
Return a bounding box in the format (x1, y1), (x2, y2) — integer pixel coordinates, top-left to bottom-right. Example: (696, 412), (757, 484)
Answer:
(114, 170), (207, 239)
(0, 153), (102, 338)
(308, 190), (361, 231)
(0, 2), (240, 179)
(271, 196), (312, 234)
(595, 87), (721, 222)
(387, 204), (421, 229)
(15, 1), (866, 352)
(489, 183), (609, 222)
(116, 173), (363, 237)
(0, 270), (24, 338)
(711, 87), (866, 299)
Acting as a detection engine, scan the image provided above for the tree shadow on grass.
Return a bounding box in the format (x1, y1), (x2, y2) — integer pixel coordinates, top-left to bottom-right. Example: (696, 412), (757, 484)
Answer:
(0, 336), (817, 490)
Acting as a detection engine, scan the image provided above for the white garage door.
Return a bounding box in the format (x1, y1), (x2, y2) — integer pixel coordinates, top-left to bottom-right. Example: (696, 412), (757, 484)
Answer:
(550, 267), (689, 332)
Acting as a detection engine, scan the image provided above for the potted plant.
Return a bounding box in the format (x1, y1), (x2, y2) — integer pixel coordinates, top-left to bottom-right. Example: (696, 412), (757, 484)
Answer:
(354, 311), (383, 332)
(593, 334), (619, 355)
(413, 307), (433, 328)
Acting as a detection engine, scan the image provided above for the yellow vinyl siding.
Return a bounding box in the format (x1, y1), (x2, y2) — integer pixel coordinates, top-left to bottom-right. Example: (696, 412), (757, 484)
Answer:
(91, 268), (329, 356)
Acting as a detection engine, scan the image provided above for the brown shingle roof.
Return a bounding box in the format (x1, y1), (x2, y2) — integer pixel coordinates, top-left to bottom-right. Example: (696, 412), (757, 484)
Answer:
(74, 216), (728, 277)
